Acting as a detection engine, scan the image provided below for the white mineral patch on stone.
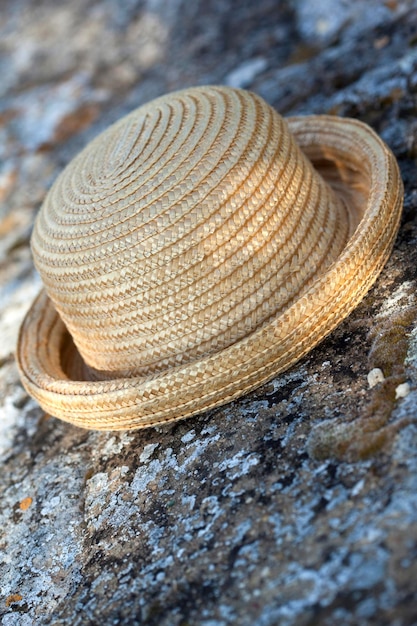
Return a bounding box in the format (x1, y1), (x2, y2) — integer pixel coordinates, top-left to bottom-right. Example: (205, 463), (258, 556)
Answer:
(395, 382), (411, 400)
(181, 494), (196, 511)
(177, 433), (221, 474)
(139, 442), (160, 463)
(367, 368), (385, 388)
(0, 395), (20, 457)
(225, 57), (267, 88)
(351, 479), (365, 497)
(131, 448), (179, 495)
(377, 281), (414, 317)
(0, 272), (41, 362)
(216, 450), (259, 480)
(181, 429), (196, 443)
(41, 495), (61, 516)
(406, 324), (417, 367)
(100, 432), (134, 459)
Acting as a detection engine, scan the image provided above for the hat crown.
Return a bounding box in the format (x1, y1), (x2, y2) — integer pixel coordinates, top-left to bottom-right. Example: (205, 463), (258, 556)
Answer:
(31, 86), (349, 379)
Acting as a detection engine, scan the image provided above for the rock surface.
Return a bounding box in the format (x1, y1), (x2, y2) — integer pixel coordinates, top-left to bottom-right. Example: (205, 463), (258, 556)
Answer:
(1, 1), (417, 625)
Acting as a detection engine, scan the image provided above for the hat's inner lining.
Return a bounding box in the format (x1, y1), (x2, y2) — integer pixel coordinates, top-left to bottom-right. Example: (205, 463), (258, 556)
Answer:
(302, 150), (369, 240)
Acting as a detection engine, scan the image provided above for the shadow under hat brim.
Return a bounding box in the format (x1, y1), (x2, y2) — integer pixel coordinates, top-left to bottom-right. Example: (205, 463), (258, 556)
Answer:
(17, 116), (403, 431)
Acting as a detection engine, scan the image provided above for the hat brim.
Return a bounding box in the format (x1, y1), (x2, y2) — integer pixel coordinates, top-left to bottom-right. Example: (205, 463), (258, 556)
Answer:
(17, 116), (403, 430)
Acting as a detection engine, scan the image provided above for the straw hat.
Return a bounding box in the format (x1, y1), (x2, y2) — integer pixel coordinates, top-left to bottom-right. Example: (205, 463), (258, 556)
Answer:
(17, 86), (403, 430)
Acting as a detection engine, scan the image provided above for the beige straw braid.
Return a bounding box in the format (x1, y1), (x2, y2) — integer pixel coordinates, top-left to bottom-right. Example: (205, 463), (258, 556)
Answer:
(17, 86), (403, 430)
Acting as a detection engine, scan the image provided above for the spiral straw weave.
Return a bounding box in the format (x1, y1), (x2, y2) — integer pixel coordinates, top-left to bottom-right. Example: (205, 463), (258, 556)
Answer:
(17, 86), (403, 430)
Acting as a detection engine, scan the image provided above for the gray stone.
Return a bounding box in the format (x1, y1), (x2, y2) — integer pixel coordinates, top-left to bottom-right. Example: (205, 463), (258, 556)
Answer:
(225, 58), (268, 88)
(1, 1), (417, 625)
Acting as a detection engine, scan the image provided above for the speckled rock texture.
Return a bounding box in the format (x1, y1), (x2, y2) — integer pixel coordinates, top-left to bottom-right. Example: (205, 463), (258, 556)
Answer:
(1, 1), (417, 625)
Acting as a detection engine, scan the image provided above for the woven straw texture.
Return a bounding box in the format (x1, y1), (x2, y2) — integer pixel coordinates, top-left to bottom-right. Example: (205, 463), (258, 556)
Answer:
(17, 86), (403, 430)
